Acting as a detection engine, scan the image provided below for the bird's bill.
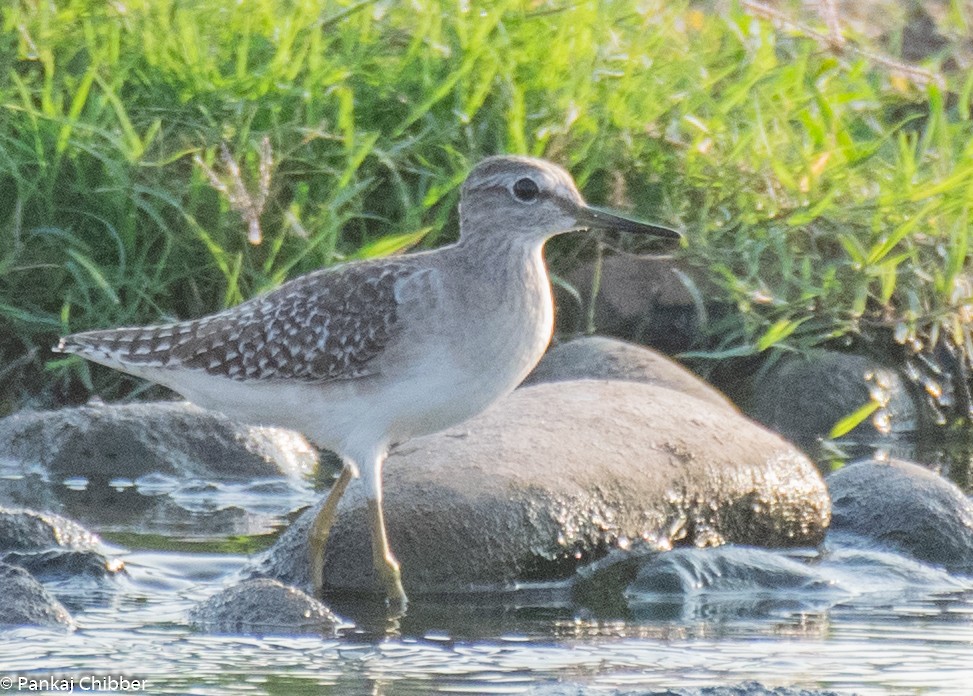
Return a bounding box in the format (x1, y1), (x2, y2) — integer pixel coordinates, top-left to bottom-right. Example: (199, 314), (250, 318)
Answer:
(576, 205), (682, 241)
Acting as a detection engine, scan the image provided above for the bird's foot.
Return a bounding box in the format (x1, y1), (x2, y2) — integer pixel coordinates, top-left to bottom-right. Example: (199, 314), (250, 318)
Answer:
(378, 555), (408, 616)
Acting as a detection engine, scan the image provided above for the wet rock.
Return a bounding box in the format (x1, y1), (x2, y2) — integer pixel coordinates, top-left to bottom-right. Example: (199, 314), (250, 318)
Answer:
(573, 545), (828, 620)
(0, 507), (98, 552)
(0, 508), (123, 587)
(575, 542), (968, 623)
(625, 545), (826, 598)
(189, 578), (342, 636)
(0, 563), (74, 629)
(250, 380), (830, 595)
(523, 335), (734, 410)
(748, 350), (919, 449)
(2, 549), (122, 585)
(827, 458), (973, 575)
(558, 254), (715, 352)
(0, 401), (317, 486)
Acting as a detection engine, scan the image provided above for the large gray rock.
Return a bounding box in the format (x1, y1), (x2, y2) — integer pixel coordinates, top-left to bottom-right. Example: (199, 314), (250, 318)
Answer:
(189, 578), (341, 636)
(749, 350), (919, 448)
(0, 563), (74, 629)
(523, 335), (734, 410)
(0, 401), (318, 481)
(251, 380), (830, 595)
(827, 458), (973, 574)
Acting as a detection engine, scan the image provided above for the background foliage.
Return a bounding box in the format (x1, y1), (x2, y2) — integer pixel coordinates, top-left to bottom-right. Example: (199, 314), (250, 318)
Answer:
(2, 0), (972, 412)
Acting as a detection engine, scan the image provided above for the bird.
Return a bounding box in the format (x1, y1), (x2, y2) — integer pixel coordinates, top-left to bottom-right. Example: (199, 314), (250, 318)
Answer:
(54, 155), (681, 612)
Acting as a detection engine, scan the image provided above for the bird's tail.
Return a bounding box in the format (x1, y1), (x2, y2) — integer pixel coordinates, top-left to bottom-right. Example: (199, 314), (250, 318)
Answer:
(54, 325), (182, 369)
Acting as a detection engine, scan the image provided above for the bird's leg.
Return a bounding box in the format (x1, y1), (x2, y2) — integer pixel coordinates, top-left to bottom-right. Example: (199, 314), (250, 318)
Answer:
(364, 455), (408, 613)
(367, 497), (407, 612)
(308, 461), (357, 596)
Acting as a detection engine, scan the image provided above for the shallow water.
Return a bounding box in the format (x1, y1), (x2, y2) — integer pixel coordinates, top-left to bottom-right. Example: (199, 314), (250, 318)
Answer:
(3, 448), (973, 695)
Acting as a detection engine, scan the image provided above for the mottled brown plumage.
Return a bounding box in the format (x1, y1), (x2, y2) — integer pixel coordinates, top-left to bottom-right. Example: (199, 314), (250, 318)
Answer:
(58, 261), (412, 383)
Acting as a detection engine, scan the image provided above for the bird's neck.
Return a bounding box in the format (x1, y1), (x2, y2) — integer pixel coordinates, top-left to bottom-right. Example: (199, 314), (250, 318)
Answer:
(446, 232), (554, 356)
(453, 232), (549, 288)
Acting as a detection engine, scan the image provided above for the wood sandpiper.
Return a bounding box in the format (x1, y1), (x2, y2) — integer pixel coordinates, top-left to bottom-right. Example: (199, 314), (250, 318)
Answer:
(55, 155), (681, 611)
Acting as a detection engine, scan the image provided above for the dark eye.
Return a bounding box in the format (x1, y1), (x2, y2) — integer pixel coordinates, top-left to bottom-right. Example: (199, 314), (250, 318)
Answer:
(512, 177), (540, 203)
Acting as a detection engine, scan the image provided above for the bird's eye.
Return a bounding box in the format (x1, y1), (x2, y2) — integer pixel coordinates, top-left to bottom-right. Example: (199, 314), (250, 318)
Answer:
(512, 177), (540, 203)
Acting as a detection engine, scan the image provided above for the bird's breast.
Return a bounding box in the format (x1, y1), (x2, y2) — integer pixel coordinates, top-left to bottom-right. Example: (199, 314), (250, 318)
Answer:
(381, 243), (554, 441)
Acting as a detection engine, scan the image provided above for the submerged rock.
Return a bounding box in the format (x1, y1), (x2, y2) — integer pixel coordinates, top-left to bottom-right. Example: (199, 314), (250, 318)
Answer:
(827, 458), (973, 575)
(0, 401), (318, 482)
(573, 544), (832, 620)
(0, 563), (74, 629)
(250, 380), (830, 595)
(574, 543), (968, 622)
(749, 350), (919, 449)
(523, 335), (734, 410)
(189, 578), (342, 636)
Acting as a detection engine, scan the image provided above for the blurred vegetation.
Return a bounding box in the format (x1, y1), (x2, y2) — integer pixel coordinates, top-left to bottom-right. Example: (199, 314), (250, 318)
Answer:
(2, 0), (973, 414)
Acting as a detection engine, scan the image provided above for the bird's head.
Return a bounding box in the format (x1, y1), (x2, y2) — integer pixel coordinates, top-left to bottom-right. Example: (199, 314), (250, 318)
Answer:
(459, 156), (681, 246)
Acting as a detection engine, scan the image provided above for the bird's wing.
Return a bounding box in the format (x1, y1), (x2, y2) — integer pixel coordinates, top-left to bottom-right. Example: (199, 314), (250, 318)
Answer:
(56, 260), (424, 383)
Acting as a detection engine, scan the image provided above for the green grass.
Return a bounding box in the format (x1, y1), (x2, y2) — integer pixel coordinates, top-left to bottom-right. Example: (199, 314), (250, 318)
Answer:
(1, 0), (972, 413)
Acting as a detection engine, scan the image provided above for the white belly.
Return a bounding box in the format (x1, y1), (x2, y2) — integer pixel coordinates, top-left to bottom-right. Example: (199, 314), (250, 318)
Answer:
(154, 313), (547, 459)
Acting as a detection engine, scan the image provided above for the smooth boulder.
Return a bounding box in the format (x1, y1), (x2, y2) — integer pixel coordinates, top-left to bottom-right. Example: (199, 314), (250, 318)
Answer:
(523, 335), (735, 410)
(189, 578), (342, 636)
(251, 380), (830, 595)
(0, 401), (318, 482)
(749, 350), (919, 448)
(827, 458), (973, 575)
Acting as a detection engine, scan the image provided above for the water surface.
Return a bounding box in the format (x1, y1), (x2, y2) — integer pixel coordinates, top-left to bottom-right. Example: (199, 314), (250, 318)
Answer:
(2, 444), (973, 695)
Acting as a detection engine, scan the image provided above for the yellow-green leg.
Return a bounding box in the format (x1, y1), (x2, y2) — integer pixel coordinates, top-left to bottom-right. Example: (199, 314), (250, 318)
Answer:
(308, 462), (356, 596)
(367, 496), (407, 612)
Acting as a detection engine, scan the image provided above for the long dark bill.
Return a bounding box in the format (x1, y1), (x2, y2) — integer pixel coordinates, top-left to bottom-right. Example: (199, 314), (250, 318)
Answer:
(577, 205), (682, 242)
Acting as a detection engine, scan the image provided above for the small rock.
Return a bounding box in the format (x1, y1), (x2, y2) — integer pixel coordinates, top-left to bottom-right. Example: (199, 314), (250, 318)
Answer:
(0, 507), (98, 552)
(827, 458), (973, 574)
(748, 350), (919, 448)
(0, 508), (123, 588)
(0, 562), (74, 629)
(189, 578), (342, 636)
(0, 401), (318, 481)
(2, 548), (123, 585)
(523, 335), (734, 409)
(251, 380), (830, 595)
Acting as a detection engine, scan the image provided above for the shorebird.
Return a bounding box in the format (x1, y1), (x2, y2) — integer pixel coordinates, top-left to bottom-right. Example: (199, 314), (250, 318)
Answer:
(55, 156), (681, 610)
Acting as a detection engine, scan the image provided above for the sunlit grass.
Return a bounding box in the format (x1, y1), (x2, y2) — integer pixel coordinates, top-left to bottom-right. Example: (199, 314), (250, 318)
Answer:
(1, 0), (972, 411)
